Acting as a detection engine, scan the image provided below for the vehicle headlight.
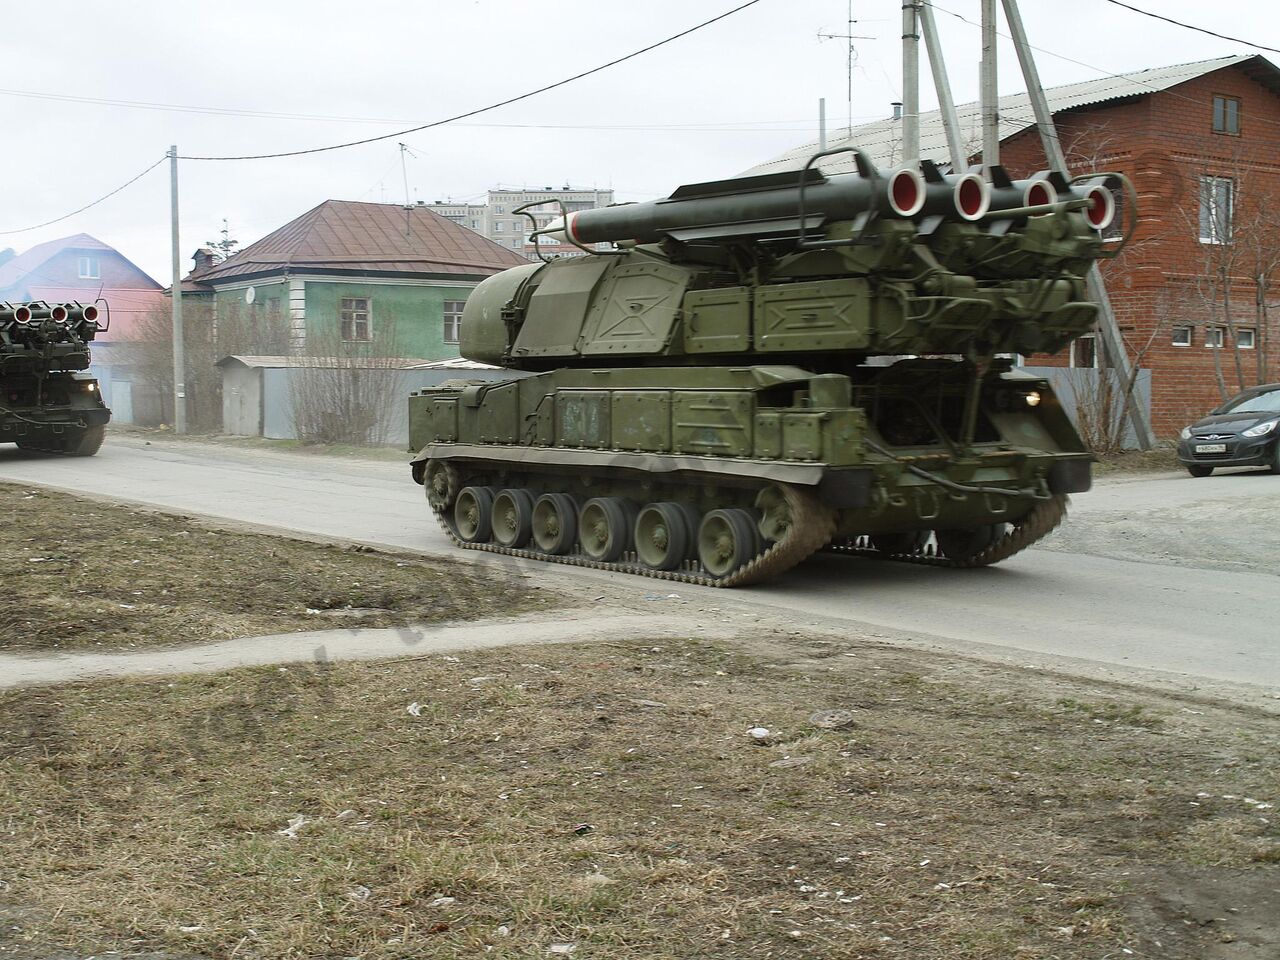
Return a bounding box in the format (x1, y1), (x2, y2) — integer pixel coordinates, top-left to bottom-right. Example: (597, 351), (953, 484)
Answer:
(1242, 419), (1277, 438)
(1179, 426), (1192, 440)
(1024, 390), (1041, 407)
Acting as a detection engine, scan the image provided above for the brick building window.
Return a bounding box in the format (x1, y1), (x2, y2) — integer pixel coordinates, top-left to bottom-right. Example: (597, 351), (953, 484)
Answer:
(1171, 326), (1192, 347)
(1212, 95), (1240, 135)
(1070, 334), (1098, 369)
(1205, 326), (1224, 349)
(340, 297), (371, 341)
(443, 300), (465, 344)
(1237, 327), (1256, 349)
(77, 256), (99, 279)
(1199, 176), (1233, 244)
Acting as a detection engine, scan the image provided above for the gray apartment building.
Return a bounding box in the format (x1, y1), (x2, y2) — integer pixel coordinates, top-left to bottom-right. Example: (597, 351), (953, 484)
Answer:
(428, 185), (615, 260)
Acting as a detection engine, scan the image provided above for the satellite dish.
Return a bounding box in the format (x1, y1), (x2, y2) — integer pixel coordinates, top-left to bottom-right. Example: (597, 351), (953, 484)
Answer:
(244, 286), (256, 305)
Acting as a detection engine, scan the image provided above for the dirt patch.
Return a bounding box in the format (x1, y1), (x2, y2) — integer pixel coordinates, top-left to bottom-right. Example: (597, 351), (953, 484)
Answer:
(0, 483), (556, 653)
(1, 636), (1275, 959)
(1093, 446), (1180, 475)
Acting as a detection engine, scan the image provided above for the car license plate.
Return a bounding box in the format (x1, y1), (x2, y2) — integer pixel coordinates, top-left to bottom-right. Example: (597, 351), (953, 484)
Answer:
(1195, 443), (1226, 453)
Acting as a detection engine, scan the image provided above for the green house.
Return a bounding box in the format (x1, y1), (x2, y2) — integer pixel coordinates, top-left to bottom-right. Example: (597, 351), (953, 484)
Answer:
(183, 199), (528, 358)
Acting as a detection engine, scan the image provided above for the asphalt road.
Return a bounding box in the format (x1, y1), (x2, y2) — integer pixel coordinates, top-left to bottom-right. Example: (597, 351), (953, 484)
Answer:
(3, 435), (1277, 703)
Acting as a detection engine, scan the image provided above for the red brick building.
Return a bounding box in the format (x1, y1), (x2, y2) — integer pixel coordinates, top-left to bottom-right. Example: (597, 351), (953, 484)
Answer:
(748, 55), (1280, 438)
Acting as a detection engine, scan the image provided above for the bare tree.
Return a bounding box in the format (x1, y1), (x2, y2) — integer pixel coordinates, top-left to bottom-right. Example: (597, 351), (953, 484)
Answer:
(288, 311), (408, 446)
(134, 297), (290, 430)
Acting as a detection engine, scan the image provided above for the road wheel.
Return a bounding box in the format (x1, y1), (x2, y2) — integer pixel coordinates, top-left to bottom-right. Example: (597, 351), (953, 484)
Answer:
(66, 425), (105, 457)
(1268, 442), (1280, 475)
(935, 524), (1001, 561)
(698, 508), (761, 579)
(532, 493), (578, 555)
(425, 460), (460, 510)
(454, 486), (495, 543)
(871, 531), (928, 556)
(754, 485), (793, 543)
(635, 502), (695, 571)
(1187, 464), (1214, 478)
(579, 497), (635, 562)
(492, 488), (535, 548)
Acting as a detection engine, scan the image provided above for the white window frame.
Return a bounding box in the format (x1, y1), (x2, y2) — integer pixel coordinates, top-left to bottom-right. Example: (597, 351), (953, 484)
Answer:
(1237, 327), (1256, 349)
(340, 297), (372, 342)
(77, 256), (100, 279)
(443, 300), (465, 344)
(1199, 176), (1233, 244)
(1170, 326), (1192, 347)
(1204, 326), (1224, 349)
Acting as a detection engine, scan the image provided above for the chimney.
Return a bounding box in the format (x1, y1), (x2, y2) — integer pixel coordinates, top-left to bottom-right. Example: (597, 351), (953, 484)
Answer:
(891, 102), (903, 121)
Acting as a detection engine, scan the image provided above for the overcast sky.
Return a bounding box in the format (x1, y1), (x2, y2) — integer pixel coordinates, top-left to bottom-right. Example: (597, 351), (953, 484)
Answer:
(2, 0), (1274, 284)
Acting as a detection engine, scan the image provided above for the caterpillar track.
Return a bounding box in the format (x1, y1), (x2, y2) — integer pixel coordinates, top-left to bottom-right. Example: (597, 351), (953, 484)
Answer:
(826, 494), (1069, 568)
(429, 479), (837, 588)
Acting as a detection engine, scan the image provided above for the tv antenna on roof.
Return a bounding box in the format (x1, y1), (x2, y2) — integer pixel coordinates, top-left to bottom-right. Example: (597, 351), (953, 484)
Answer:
(818, 0), (875, 132)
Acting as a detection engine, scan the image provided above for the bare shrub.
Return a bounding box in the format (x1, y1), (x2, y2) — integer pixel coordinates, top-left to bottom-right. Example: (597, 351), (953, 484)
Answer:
(1062, 368), (1128, 455)
(288, 314), (407, 446)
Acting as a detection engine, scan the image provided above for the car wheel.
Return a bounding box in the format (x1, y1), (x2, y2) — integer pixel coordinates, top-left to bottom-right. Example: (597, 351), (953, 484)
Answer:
(1269, 441), (1280, 476)
(1187, 464), (1213, 478)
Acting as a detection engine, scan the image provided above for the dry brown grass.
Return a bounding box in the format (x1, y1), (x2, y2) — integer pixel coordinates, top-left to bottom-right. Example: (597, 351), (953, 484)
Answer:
(0, 483), (554, 652)
(1, 636), (1276, 959)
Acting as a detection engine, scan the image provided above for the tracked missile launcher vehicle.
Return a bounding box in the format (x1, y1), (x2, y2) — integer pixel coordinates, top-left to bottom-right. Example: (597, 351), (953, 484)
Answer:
(1, 300), (110, 455)
(408, 148), (1132, 585)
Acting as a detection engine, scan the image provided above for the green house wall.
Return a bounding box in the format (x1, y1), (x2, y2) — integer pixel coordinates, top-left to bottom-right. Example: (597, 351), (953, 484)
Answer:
(303, 280), (475, 358)
(211, 281), (288, 320)
(206, 277), (481, 360)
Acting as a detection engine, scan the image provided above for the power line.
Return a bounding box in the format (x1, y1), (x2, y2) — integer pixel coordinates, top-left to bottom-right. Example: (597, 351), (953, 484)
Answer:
(180, 0), (764, 161)
(0, 87), (843, 132)
(0, 156), (167, 236)
(1099, 0), (1280, 56)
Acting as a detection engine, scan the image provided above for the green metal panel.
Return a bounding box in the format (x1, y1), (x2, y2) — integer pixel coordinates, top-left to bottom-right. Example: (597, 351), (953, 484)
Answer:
(754, 279), (872, 352)
(556, 390), (611, 448)
(580, 260), (690, 356)
(514, 257), (612, 358)
(673, 391), (752, 456)
(754, 412), (782, 458)
(476, 383), (518, 443)
(430, 397), (458, 442)
(610, 391), (672, 451)
(782, 412), (824, 460)
(683, 286), (751, 353)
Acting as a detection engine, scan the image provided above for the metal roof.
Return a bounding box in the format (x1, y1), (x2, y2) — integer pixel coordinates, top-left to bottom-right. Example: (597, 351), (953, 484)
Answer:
(403, 357), (502, 370)
(217, 355), (440, 370)
(192, 200), (527, 285)
(742, 55), (1279, 177)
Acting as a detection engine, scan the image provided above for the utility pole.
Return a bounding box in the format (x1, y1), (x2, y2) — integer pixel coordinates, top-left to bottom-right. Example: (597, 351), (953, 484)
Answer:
(901, 0), (921, 163)
(168, 145), (186, 435)
(1001, 0), (1155, 449)
(980, 0), (999, 168)
(819, 97), (827, 151)
(919, 1), (966, 171)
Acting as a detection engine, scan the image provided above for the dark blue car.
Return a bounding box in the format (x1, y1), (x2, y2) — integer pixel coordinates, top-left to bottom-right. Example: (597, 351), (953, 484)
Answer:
(1177, 383), (1280, 477)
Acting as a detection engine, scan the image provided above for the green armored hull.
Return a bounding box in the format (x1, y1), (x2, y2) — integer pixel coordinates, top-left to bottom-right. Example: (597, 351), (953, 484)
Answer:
(1, 301), (110, 456)
(408, 152), (1127, 584)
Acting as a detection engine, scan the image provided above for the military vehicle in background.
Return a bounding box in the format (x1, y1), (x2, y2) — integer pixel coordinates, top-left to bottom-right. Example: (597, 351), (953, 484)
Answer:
(0, 299), (110, 456)
(407, 148), (1132, 585)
